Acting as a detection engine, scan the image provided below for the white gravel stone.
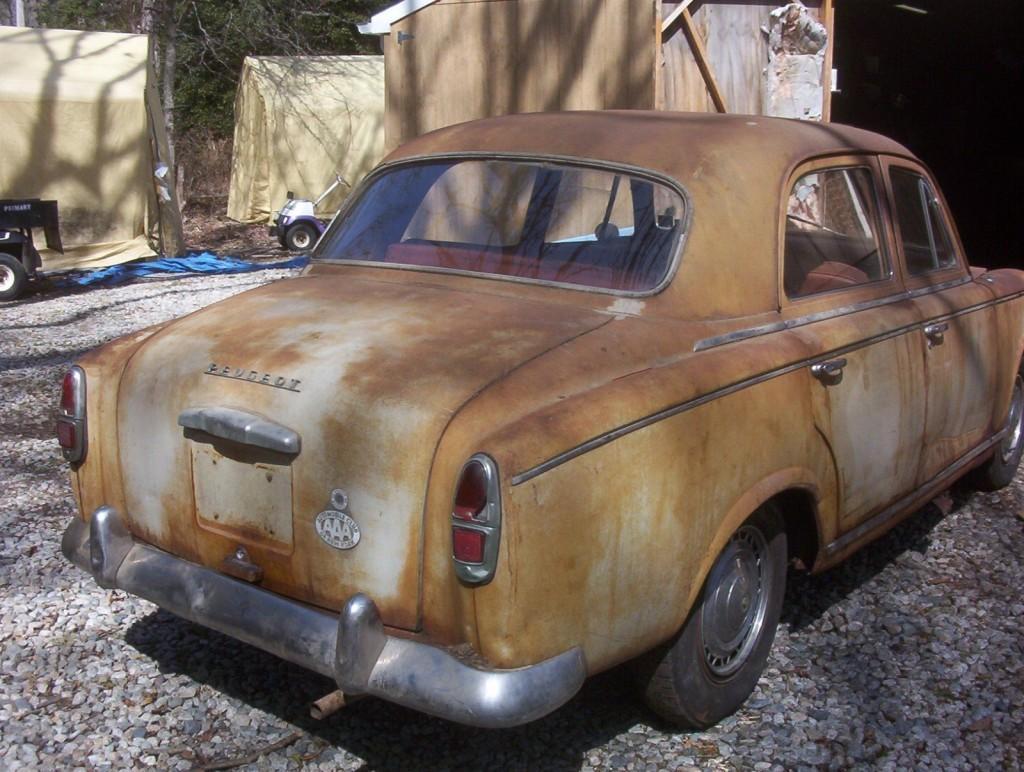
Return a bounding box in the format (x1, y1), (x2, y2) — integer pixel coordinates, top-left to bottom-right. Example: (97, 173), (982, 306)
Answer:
(2, 269), (1023, 769)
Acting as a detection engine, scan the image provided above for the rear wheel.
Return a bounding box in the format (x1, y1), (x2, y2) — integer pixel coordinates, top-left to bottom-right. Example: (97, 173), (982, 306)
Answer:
(284, 222), (318, 252)
(971, 366), (1024, 491)
(0, 253), (28, 302)
(641, 503), (787, 729)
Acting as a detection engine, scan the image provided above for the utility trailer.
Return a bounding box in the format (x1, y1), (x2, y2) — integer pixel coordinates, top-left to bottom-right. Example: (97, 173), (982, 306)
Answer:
(0, 198), (63, 301)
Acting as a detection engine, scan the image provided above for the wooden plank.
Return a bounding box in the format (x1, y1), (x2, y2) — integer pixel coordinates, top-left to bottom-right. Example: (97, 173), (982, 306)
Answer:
(678, 8), (728, 113)
(654, 0), (664, 111)
(385, 0), (656, 147)
(821, 0), (835, 121)
(515, 0), (656, 112)
(660, 3), (712, 113)
(703, 3), (769, 115)
(661, 0), (697, 39)
(381, 32), (403, 150)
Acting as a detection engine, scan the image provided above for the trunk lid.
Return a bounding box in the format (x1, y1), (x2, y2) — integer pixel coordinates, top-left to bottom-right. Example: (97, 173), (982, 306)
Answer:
(115, 273), (606, 629)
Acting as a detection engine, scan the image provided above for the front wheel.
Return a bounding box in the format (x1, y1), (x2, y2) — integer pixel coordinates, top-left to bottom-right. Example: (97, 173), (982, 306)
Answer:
(284, 222), (318, 252)
(641, 503), (787, 729)
(0, 253), (28, 302)
(971, 366), (1024, 491)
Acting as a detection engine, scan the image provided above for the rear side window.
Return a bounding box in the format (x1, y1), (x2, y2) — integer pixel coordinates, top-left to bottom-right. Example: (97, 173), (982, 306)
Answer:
(784, 167), (889, 298)
(889, 168), (959, 276)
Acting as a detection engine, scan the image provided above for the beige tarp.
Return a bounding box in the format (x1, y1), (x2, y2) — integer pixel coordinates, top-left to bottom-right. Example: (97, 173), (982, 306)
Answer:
(227, 55), (385, 223)
(0, 26), (183, 270)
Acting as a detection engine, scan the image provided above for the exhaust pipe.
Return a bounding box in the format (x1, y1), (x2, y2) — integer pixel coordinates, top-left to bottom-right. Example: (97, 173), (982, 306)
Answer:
(310, 690), (362, 720)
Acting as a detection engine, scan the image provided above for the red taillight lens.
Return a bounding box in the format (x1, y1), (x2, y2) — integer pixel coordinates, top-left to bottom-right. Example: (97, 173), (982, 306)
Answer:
(56, 420), (77, 449)
(452, 527), (485, 564)
(453, 460), (488, 521)
(57, 366), (86, 463)
(60, 370), (78, 416)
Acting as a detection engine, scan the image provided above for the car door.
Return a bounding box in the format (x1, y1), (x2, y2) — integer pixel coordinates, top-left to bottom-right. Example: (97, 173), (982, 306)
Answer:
(779, 157), (927, 529)
(881, 159), (999, 484)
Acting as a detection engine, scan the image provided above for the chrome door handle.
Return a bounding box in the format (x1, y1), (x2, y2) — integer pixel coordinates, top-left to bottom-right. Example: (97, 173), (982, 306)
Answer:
(924, 322), (949, 347)
(811, 358), (847, 386)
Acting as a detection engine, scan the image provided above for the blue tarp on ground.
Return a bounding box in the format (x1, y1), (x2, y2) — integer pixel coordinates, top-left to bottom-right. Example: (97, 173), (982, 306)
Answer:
(56, 252), (309, 287)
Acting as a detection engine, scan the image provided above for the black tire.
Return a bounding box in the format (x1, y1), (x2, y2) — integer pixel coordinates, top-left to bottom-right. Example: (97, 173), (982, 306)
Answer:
(284, 222), (318, 252)
(0, 252), (28, 302)
(641, 503), (787, 729)
(971, 364), (1024, 491)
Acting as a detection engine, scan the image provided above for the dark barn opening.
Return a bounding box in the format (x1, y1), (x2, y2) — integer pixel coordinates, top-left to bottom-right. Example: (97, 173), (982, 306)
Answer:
(832, 0), (1023, 269)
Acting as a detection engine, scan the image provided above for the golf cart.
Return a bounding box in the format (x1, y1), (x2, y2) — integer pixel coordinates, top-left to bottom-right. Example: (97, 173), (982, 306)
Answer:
(0, 198), (63, 302)
(269, 174), (349, 252)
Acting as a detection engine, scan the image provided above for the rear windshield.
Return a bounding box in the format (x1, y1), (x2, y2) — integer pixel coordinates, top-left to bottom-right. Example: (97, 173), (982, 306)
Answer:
(314, 158), (686, 293)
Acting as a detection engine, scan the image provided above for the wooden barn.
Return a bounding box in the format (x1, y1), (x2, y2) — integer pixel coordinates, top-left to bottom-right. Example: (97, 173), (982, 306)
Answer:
(358, 1), (1022, 271)
(359, 0), (835, 150)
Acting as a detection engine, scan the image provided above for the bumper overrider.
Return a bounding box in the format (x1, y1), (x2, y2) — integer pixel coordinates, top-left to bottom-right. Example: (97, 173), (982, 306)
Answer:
(61, 507), (587, 728)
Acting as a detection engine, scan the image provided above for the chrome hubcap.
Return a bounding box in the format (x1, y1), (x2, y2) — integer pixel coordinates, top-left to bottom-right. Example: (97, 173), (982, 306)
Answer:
(1000, 375), (1024, 463)
(0, 265), (14, 292)
(292, 230), (312, 249)
(701, 525), (769, 678)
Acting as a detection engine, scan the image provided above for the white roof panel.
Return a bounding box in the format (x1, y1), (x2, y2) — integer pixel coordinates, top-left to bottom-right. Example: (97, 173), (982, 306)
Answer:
(358, 0), (441, 35)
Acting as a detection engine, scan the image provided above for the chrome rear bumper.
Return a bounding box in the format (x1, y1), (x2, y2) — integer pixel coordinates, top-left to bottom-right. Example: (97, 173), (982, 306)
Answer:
(61, 507), (587, 728)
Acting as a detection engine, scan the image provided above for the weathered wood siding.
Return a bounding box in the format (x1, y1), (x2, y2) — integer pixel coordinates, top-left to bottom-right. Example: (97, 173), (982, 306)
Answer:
(659, 1), (825, 115)
(384, 0), (659, 149)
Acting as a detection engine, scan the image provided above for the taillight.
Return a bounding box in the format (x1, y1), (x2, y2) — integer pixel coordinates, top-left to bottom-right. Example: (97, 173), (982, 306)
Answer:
(453, 460), (488, 520)
(57, 366), (86, 463)
(452, 527), (485, 564)
(451, 454), (501, 584)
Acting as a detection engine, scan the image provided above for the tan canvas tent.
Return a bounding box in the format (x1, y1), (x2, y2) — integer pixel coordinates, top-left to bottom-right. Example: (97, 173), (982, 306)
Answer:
(0, 26), (183, 270)
(227, 55), (385, 224)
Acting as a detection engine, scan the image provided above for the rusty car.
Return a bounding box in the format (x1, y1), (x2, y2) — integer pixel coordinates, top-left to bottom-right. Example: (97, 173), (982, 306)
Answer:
(59, 112), (1024, 729)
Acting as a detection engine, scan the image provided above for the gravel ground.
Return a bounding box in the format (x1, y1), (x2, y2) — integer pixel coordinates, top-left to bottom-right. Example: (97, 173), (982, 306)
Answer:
(1, 270), (1023, 770)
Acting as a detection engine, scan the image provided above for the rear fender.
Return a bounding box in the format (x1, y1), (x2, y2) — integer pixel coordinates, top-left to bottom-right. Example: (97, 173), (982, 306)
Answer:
(676, 467), (824, 632)
(70, 322), (173, 518)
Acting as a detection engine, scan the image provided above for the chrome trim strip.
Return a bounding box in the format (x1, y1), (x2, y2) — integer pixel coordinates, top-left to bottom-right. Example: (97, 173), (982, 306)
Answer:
(514, 286), (1024, 486)
(62, 509), (587, 728)
(824, 429), (1005, 557)
(512, 350), (843, 486)
(512, 324), (918, 486)
(906, 276), (973, 298)
(178, 407), (301, 455)
(695, 276), (973, 353)
(917, 287), (1024, 324)
(692, 320), (789, 352)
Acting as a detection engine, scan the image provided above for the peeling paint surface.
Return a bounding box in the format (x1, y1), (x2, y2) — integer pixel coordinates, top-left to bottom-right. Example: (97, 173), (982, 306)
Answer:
(69, 113), (1024, 682)
(764, 2), (829, 120)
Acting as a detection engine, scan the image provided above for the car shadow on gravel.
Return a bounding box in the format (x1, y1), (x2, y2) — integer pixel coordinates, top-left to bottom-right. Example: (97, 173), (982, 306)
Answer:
(2, 286), (221, 330)
(770, 485), (1024, 757)
(2, 265), (283, 315)
(125, 611), (645, 770)
(781, 497), (951, 631)
(120, 490), (988, 767)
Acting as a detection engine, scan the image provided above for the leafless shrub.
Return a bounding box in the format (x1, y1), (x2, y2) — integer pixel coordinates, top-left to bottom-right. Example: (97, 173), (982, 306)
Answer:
(175, 128), (233, 208)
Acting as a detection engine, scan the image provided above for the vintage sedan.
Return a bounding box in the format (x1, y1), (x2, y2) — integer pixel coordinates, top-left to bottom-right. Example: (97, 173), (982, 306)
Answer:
(59, 112), (1024, 729)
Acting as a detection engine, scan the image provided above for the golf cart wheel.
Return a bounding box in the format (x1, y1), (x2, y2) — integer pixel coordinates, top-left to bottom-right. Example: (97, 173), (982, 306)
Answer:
(284, 222), (318, 252)
(0, 253), (28, 302)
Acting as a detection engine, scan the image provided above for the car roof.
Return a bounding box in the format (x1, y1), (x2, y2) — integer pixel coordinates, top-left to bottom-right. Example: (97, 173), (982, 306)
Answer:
(384, 111), (915, 184)
(380, 111), (919, 321)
